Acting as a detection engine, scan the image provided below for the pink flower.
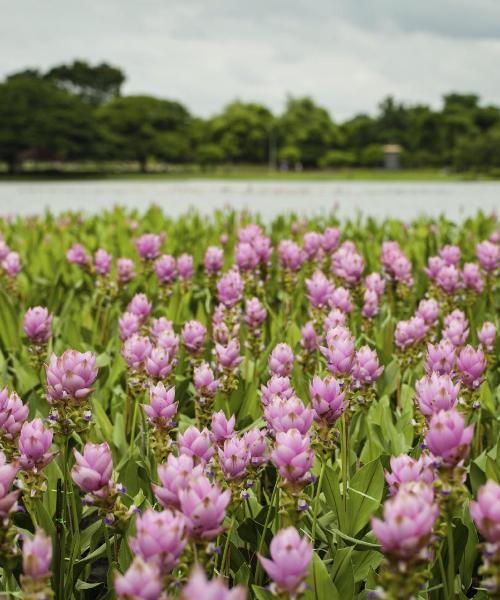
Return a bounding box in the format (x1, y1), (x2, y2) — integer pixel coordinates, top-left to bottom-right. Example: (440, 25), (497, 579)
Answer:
(415, 373), (460, 416)
(320, 326), (355, 376)
(119, 312), (140, 341)
(309, 375), (345, 423)
(260, 376), (294, 406)
(94, 249), (112, 276)
(154, 454), (204, 510)
(362, 289), (379, 319)
(365, 272), (385, 297)
(394, 316), (427, 350)
(244, 297), (267, 330)
(235, 242), (258, 271)
(180, 565), (246, 600)
(258, 527), (312, 596)
(18, 418), (55, 470)
(154, 255), (177, 284)
(0, 388), (28, 440)
(177, 254), (194, 280)
(216, 339), (242, 371)
(425, 339), (456, 375)
(22, 529), (52, 579)
(72, 442), (113, 493)
(135, 234), (161, 260)
(243, 428), (268, 467)
(323, 308), (347, 330)
(278, 240), (305, 272)
(253, 235), (273, 265)
(0, 452), (20, 517)
(439, 244), (461, 266)
(127, 293), (152, 323)
(2, 251), (21, 276)
(157, 330), (179, 357)
(182, 321), (207, 354)
(238, 224), (262, 243)
(300, 321), (317, 353)
(211, 411), (235, 444)
(476, 240), (499, 272)
(23, 307), (52, 344)
(45, 350), (98, 403)
(129, 508), (187, 575)
(462, 262), (484, 293)
(193, 363), (219, 398)
(305, 270), (333, 308)
(303, 231), (323, 260)
(415, 299), (440, 326)
(478, 321), (496, 352)
(115, 558), (162, 600)
(436, 264), (461, 294)
(144, 346), (175, 380)
(352, 346), (384, 386)
(217, 269), (244, 308)
(424, 255), (445, 280)
(269, 343), (294, 377)
(329, 286), (353, 313)
(122, 335), (152, 370)
(457, 345), (487, 389)
(218, 436), (251, 480)
(67, 243), (90, 266)
(144, 383), (177, 427)
(271, 429), (314, 483)
(117, 258), (135, 284)
(385, 454), (435, 495)
(424, 409), (474, 467)
(322, 227), (340, 253)
(150, 317), (173, 340)
(179, 475), (231, 540)
(470, 481), (500, 543)
(265, 396), (314, 435)
(204, 246), (224, 275)
(178, 426), (214, 463)
(331, 243), (364, 285)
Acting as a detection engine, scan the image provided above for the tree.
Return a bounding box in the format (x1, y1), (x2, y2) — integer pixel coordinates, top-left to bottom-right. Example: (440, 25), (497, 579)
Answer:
(96, 96), (192, 171)
(45, 60), (125, 105)
(195, 144), (226, 169)
(319, 150), (356, 168)
(279, 97), (340, 167)
(0, 77), (96, 173)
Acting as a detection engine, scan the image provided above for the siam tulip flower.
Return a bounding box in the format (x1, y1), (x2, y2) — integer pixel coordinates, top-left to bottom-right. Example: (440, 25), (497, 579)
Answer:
(0, 237), (10, 261)
(265, 396), (314, 435)
(424, 255), (445, 281)
(365, 272), (385, 297)
(0, 388), (29, 441)
(439, 244), (461, 266)
(462, 262), (484, 293)
(352, 346), (384, 386)
(415, 373), (460, 416)
(72, 442), (113, 494)
(117, 258), (135, 284)
(385, 454), (435, 495)
(22, 528), (52, 580)
(178, 426), (214, 463)
(243, 428), (268, 467)
(478, 321), (496, 352)
(253, 235), (273, 265)
(94, 249), (112, 276)
(424, 409), (473, 467)
(115, 558), (163, 600)
(309, 375), (345, 423)
(394, 316), (427, 350)
(180, 565), (246, 600)
(271, 429), (314, 483)
(216, 339), (243, 372)
(436, 264), (461, 294)
(321, 326), (355, 376)
(211, 411), (235, 444)
(154, 255), (177, 284)
(220, 233), (229, 246)
(244, 297), (267, 330)
(177, 254), (194, 280)
(135, 234), (161, 260)
(331, 243), (364, 285)
(268, 343), (294, 377)
(456, 345), (487, 389)
(129, 508), (187, 575)
(218, 436), (251, 480)
(371, 484), (439, 559)
(258, 527), (312, 597)
(392, 255), (414, 286)
(127, 293), (152, 323)
(238, 223), (262, 243)
(415, 299), (440, 327)
(278, 240), (306, 272)
(235, 242), (258, 271)
(217, 269), (244, 308)
(179, 475), (231, 540)
(491, 230), (500, 244)
(122, 335), (152, 371)
(305, 270), (333, 308)
(470, 481), (500, 543)
(303, 231), (323, 260)
(182, 321), (207, 354)
(18, 418), (55, 470)
(204, 246), (224, 275)
(300, 321), (317, 353)
(67, 243), (90, 266)
(154, 454), (204, 510)
(144, 346), (174, 380)
(476, 240), (499, 273)
(119, 312), (140, 341)
(443, 310), (469, 347)
(150, 317), (174, 340)
(425, 339), (456, 376)
(260, 375), (294, 406)
(323, 308), (347, 330)
(0, 452), (20, 517)
(144, 383), (177, 427)
(193, 363), (219, 398)
(2, 251), (21, 276)
(329, 286), (353, 313)
(157, 330), (180, 357)
(322, 227), (341, 253)
(362, 289), (379, 319)
(23, 306), (52, 344)
(46, 350), (98, 403)
(380, 241), (403, 273)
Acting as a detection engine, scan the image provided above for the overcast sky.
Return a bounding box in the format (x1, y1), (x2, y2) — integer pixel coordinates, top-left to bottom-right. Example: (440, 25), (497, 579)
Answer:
(1, 0), (500, 120)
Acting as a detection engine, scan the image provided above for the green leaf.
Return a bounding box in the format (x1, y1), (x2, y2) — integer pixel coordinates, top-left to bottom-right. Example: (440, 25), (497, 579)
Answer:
(347, 458), (384, 536)
(323, 465), (347, 532)
(304, 552), (340, 600)
(331, 547), (355, 600)
(252, 586), (275, 600)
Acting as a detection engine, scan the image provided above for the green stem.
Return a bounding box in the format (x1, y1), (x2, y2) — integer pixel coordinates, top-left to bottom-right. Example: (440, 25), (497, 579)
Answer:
(221, 517), (235, 578)
(255, 483), (278, 585)
(311, 459), (326, 546)
(103, 525), (114, 569)
(129, 395), (139, 453)
(341, 413), (349, 512)
(447, 524), (455, 599)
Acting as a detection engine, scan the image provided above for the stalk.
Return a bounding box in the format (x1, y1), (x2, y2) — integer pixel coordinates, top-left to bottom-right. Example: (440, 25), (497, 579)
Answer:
(447, 524), (455, 599)
(341, 413), (349, 512)
(311, 459), (326, 545)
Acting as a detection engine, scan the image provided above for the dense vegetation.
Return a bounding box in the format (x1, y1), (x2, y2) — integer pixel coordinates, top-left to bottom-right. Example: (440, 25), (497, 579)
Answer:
(0, 206), (498, 599)
(1, 61), (500, 174)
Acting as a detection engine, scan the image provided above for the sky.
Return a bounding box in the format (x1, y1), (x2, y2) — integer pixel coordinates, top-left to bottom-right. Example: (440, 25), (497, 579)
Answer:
(1, 0), (500, 121)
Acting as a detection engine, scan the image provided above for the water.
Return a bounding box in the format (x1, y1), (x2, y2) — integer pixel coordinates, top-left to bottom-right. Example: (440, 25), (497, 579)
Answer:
(0, 179), (499, 221)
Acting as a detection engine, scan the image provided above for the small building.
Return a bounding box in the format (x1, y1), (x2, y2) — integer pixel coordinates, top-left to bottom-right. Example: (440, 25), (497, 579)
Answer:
(383, 144), (402, 170)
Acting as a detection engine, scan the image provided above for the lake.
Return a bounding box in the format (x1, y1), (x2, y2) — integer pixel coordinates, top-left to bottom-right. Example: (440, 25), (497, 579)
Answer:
(0, 179), (499, 221)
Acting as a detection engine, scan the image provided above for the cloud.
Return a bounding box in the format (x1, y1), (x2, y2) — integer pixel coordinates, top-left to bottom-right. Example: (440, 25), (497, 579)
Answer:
(1, 0), (499, 120)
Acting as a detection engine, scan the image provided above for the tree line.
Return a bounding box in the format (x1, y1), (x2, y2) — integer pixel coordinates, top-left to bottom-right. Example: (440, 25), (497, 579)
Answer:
(1, 60), (499, 174)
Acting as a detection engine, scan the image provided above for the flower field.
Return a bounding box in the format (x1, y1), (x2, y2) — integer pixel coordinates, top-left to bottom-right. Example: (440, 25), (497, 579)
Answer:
(0, 205), (498, 600)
